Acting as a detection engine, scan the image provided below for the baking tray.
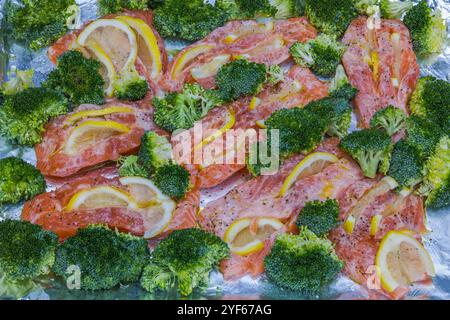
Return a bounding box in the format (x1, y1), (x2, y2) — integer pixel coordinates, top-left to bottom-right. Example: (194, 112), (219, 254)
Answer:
(0, 0), (449, 300)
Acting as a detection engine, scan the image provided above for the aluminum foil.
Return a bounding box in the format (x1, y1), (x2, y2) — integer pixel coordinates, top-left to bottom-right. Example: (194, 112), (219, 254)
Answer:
(0, 0), (449, 300)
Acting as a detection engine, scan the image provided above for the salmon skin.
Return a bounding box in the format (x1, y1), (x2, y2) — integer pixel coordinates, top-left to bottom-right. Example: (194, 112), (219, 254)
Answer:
(174, 66), (329, 189)
(35, 101), (163, 178)
(163, 18), (318, 92)
(342, 17), (419, 128)
(22, 169), (200, 240)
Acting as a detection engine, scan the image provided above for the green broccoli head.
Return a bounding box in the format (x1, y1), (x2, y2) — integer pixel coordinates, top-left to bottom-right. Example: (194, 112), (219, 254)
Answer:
(1, 69), (34, 96)
(117, 155), (149, 178)
(296, 200), (340, 237)
(404, 0), (447, 58)
(388, 139), (424, 188)
(140, 228), (229, 296)
(264, 229), (344, 294)
(216, 59), (267, 102)
(139, 131), (173, 172)
(406, 115), (444, 159)
(290, 34), (346, 77)
(266, 65), (285, 86)
(114, 65), (149, 102)
(153, 84), (223, 132)
(305, 0), (358, 38)
(329, 65), (358, 101)
(380, 0), (414, 19)
(0, 87), (69, 146)
(44, 50), (105, 106)
(7, 0), (79, 51)
(266, 107), (329, 158)
(355, 0), (381, 16)
(0, 157), (46, 206)
(153, 164), (190, 200)
(53, 225), (149, 290)
(340, 128), (393, 178)
(410, 76), (450, 133)
(370, 105), (407, 137)
(98, 0), (149, 16)
(419, 135), (450, 209)
(305, 97), (352, 139)
(0, 220), (58, 281)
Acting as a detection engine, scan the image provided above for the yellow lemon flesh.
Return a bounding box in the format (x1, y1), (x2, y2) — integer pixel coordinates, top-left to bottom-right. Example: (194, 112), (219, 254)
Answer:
(115, 16), (162, 80)
(66, 186), (137, 211)
(248, 97), (261, 111)
(171, 44), (215, 79)
(191, 54), (231, 81)
(279, 152), (339, 197)
(376, 230), (435, 294)
(65, 106), (134, 125)
(370, 215), (383, 236)
(85, 41), (117, 97)
(63, 120), (130, 156)
(224, 217), (284, 256)
(255, 120), (267, 129)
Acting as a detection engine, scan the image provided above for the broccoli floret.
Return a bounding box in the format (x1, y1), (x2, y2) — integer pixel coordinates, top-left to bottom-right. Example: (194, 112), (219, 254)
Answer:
(370, 105), (407, 136)
(290, 34), (346, 77)
(406, 115), (444, 159)
(153, 84), (223, 133)
(305, 0), (358, 38)
(218, 0), (301, 19)
(117, 155), (148, 178)
(419, 136), (450, 209)
(153, 164), (190, 200)
(388, 139), (424, 188)
(267, 65), (285, 86)
(98, 0), (149, 16)
(264, 229), (344, 294)
(0, 157), (46, 206)
(114, 65), (149, 102)
(0, 220), (58, 298)
(139, 131), (173, 172)
(7, 0), (79, 51)
(296, 200), (340, 237)
(140, 228), (229, 296)
(380, 0), (414, 19)
(216, 59), (267, 102)
(0, 87), (69, 146)
(153, 0), (230, 41)
(1, 69), (34, 96)
(403, 0), (446, 58)
(340, 128), (393, 178)
(235, 0), (277, 17)
(266, 107), (329, 158)
(355, 0), (381, 16)
(410, 76), (450, 133)
(329, 65), (358, 101)
(305, 97), (352, 139)
(53, 225), (149, 290)
(44, 51), (105, 106)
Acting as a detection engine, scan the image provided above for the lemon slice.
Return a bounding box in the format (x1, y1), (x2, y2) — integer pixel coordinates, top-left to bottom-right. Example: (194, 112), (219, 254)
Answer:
(245, 37), (284, 57)
(63, 120), (130, 156)
(171, 44), (215, 80)
(191, 54), (231, 81)
(255, 120), (267, 129)
(279, 152), (339, 197)
(248, 97), (261, 111)
(77, 19), (138, 73)
(376, 230), (435, 294)
(115, 16), (163, 80)
(86, 41), (117, 97)
(119, 177), (176, 238)
(224, 217), (284, 256)
(66, 186), (137, 211)
(65, 106), (134, 125)
(344, 177), (398, 234)
(370, 214), (383, 236)
(195, 109), (236, 151)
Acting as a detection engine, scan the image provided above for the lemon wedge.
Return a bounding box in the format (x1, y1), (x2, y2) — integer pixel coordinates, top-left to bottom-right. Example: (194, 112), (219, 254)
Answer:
(279, 152), (339, 197)
(86, 41), (117, 97)
(63, 120), (130, 156)
(65, 106), (134, 125)
(248, 97), (261, 111)
(171, 44), (215, 80)
(77, 19), (138, 73)
(255, 120), (267, 129)
(115, 16), (162, 80)
(370, 215), (383, 236)
(66, 186), (137, 211)
(191, 54), (231, 81)
(119, 177), (176, 238)
(195, 109), (236, 151)
(224, 217), (284, 256)
(376, 230), (435, 294)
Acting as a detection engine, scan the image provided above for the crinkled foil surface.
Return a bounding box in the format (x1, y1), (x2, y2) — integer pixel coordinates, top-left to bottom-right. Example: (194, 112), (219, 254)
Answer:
(0, 0), (449, 300)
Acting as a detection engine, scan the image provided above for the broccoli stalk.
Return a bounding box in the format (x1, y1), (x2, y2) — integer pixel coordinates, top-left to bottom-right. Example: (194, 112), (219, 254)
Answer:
(329, 65), (358, 101)
(114, 65), (149, 102)
(264, 228), (344, 294)
(388, 140), (424, 188)
(98, 0), (150, 16)
(380, 0), (414, 19)
(403, 0), (447, 58)
(266, 65), (285, 86)
(290, 34), (346, 77)
(1, 69), (34, 96)
(296, 200), (340, 237)
(355, 0), (381, 16)
(340, 128), (393, 178)
(140, 228), (229, 296)
(370, 105), (407, 137)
